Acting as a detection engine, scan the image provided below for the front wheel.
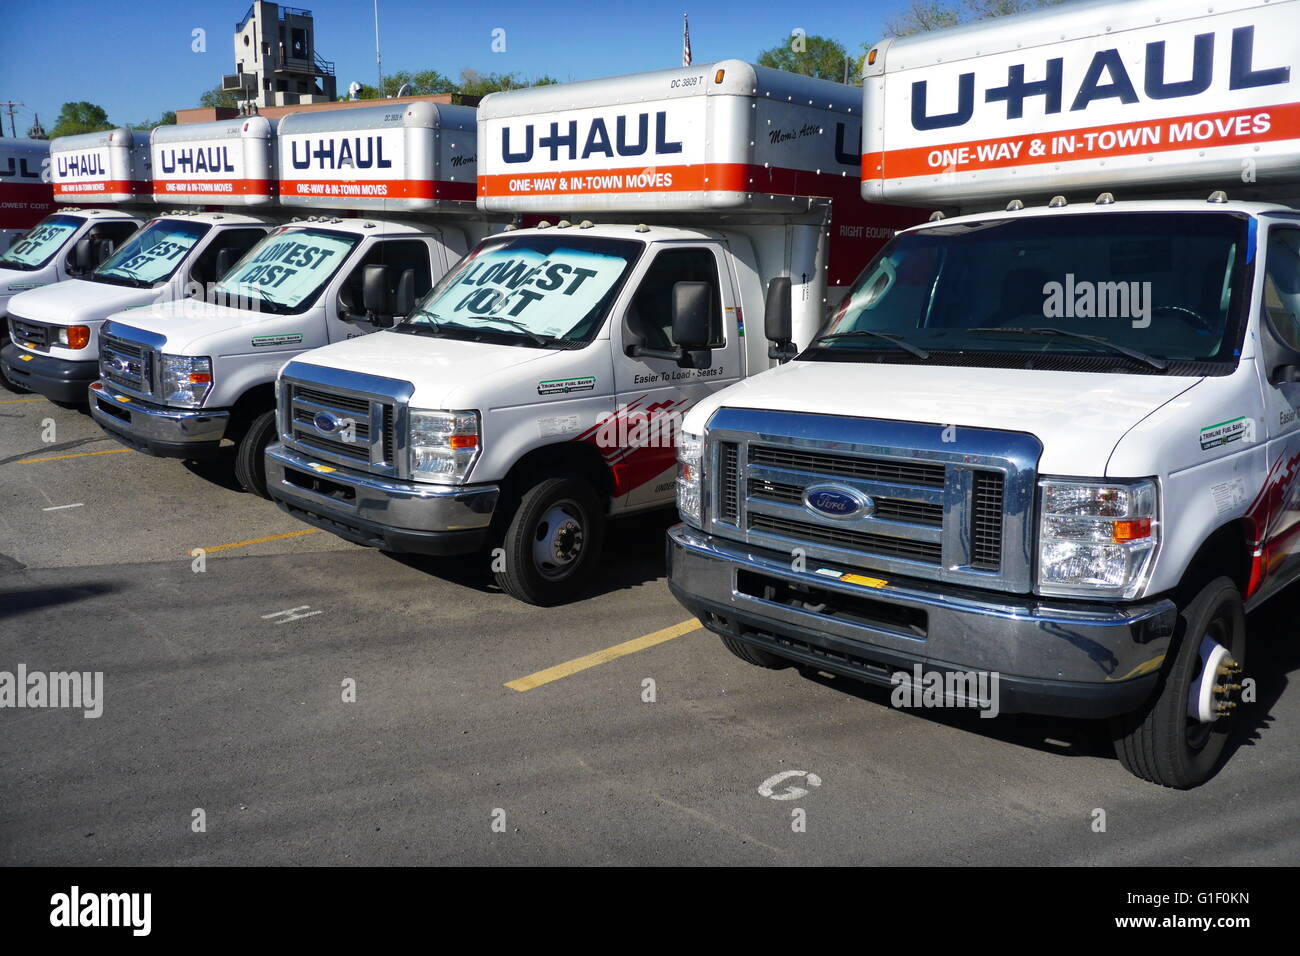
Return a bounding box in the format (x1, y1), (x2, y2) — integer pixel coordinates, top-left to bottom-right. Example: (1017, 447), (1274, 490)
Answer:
(494, 476), (605, 606)
(1110, 576), (1246, 788)
(234, 409), (278, 499)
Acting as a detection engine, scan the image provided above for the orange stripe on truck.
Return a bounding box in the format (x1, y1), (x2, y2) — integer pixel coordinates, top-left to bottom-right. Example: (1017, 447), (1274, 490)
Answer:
(864, 101), (1300, 182)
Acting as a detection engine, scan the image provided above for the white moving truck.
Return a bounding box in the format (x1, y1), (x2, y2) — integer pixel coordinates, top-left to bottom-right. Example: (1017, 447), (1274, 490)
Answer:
(0, 132), (146, 393)
(667, 0), (1300, 787)
(0, 137), (54, 251)
(87, 102), (485, 496)
(264, 61), (925, 605)
(3, 119), (281, 405)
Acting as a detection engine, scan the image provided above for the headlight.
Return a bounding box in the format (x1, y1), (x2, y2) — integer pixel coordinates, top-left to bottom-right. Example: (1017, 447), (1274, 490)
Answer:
(677, 430), (704, 526)
(1037, 478), (1158, 599)
(409, 409), (479, 483)
(160, 354), (213, 407)
(55, 325), (91, 350)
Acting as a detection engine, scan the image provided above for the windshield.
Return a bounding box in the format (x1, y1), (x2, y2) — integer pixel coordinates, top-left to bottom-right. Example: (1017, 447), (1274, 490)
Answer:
(811, 212), (1251, 373)
(0, 214), (85, 271)
(400, 234), (643, 347)
(211, 227), (360, 315)
(93, 218), (211, 287)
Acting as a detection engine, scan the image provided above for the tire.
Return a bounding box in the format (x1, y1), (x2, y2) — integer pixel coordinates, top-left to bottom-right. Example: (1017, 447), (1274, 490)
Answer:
(234, 409), (277, 499)
(1110, 576), (1246, 788)
(719, 635), (789, 669)
(493, 476), (605, 606)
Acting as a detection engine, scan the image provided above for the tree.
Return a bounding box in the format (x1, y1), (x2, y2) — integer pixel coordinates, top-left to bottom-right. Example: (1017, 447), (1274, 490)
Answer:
(885, 0), (1063, 37)
(132, 111), (176, 131)
(48, 102), (114, 139)
(757, 34), (853, 82)
(356, 69), (458, 99)
(199, 85), (241, 109)
(456, 70), (558, 97)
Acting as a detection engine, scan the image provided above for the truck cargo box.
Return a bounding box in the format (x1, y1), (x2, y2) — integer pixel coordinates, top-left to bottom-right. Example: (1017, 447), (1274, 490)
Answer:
(478, 59), (866, 215)
(277, 102), (477, 212)
(51, 128), (151, 204)
(862, 0), (1300, 209)
(152, 117), (276, 205)
(0, 138), (54, 242)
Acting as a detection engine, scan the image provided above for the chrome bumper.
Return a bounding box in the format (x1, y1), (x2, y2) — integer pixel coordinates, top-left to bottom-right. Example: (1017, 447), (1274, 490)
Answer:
(265, 442), (499, 556)
(667, 523), (1177, 718)
(88, 381), (230, 458)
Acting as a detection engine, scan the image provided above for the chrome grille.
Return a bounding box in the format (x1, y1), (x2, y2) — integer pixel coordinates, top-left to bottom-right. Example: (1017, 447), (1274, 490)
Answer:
(100, 333), (153, 396)
(10, 317), (50, 352)
(278, 362), (413, 478)
(703, 407), (1040, 593)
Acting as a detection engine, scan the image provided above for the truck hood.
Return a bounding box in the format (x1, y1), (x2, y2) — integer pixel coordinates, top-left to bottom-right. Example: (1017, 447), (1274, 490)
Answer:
(687, 361), (1204, 475)
(9, 278), (155, 325)
(103, 298), (312, 356)
(288, 330), (570, 408)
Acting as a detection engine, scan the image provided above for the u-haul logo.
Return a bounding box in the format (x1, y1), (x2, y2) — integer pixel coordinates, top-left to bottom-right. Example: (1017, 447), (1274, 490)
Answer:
(157, 146), (236, 175)
(501, 110), (683, 164)
(911, 23), (1290, 132)
(0, 156), (42, 180)
(55, 150), (109, 180)
(287, 133), (395, 173)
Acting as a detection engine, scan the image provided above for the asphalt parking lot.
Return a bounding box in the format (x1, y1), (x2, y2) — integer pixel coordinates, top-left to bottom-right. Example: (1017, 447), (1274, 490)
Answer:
(1, 390), (1297, 866)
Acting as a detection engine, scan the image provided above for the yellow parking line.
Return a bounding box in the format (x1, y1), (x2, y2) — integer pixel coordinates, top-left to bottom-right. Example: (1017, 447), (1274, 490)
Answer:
(0, 397), (46, 405)
(505, 619), (703, 692)
(200, 528), (319, 555)
(18, 448), (132, 464)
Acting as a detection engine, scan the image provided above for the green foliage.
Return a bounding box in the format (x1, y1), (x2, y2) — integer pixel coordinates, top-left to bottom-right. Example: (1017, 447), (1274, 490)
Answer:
(757, 34), (854, 82)
(48, 102), (114, 139)
(132, 110), (176, 131)
(885, 0), (1064, 37)
(199, 86), (241, 109)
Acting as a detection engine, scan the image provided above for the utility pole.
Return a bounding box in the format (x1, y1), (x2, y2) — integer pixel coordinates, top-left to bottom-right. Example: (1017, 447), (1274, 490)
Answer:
(373, 0), (383, 93)
(0, 101), (23, 137)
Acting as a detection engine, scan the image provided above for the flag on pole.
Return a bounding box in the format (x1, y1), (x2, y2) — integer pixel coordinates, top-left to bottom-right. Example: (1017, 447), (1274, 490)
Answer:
(682, 14), (692, 67)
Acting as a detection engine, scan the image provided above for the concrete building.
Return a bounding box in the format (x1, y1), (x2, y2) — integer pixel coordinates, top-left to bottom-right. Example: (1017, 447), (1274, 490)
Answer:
(222, 2), (337, 108)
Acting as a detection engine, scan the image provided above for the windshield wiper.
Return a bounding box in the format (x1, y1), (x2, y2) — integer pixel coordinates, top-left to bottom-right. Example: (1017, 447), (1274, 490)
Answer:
(457, 315), (550, 346)
(814, 328), (930, 360)
(968, 327), (1168, 371)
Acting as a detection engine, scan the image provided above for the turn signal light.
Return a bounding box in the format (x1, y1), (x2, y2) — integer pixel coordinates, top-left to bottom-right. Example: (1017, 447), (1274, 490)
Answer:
(189, 372), (212, 384)
(67, 326), (90, 350)
(449, 434), (478, 449)
(1112, 518), (1152, 542)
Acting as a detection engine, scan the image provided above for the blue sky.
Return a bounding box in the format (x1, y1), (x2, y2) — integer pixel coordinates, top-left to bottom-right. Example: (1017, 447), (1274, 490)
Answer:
(0, 0), (900, 133)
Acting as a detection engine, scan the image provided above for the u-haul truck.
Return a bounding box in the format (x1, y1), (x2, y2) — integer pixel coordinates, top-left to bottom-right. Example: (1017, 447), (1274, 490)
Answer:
(0, 138), (54, 251)
(264, 61), (926, 605)
(87, 102), (487, 497)
(3, 119), (283, 406)
(0, 131), (145, 393)
(667, 0), (1300, 787)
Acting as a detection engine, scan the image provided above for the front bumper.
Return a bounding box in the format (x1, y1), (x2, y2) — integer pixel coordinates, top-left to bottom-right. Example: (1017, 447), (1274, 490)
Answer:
(667, 524), (1177, 719)
(265, 441), (499, 556)
(88, 381), (230, 459)
(1, 343), (98, 404)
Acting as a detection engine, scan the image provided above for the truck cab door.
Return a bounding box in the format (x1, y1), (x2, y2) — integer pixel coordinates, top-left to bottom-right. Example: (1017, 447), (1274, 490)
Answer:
(327, 237), (435, 342)
(1254, 226), (1300, 600)
(611, 243), (742, 509)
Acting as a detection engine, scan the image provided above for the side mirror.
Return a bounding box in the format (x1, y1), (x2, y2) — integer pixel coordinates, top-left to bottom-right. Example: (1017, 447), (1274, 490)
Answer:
(69, 238), (95, 275)
(213, 247), (235, 280)
(393, 268), (416, 318)
(362, 264), (394, 327)
(92, 238), (114, 266)
(765, 276), (796, 362)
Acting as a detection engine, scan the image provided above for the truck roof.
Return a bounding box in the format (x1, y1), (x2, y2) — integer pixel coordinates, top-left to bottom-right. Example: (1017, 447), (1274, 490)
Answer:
(896, 195), (1300, 236)
(277, 101), (478, 214)
(273, 214), (453, 237)
(50, 128), (151, 205)
(862, 0), (1300, 211)
(478, 59), (864, 217)
(481, 221), (732, 244)
(151, 116), (276, 207)
(144, 209), (279, 226)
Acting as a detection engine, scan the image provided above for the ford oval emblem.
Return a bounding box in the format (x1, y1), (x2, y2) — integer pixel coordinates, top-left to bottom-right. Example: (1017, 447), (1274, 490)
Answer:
(803, 484), (874, 521)
(314, 411), (341, 435)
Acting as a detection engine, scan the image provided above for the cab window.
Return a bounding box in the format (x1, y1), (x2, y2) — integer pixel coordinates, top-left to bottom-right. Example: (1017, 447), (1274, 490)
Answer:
(626, 248), (724, 351)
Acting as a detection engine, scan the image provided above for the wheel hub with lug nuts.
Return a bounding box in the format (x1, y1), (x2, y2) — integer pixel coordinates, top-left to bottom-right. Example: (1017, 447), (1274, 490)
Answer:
(533, 503), (584, 575)
(1188, 634), (1243, 725)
